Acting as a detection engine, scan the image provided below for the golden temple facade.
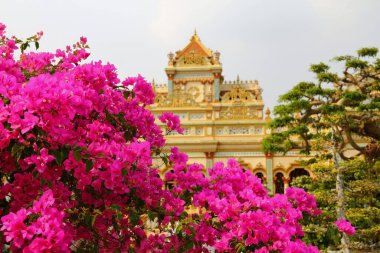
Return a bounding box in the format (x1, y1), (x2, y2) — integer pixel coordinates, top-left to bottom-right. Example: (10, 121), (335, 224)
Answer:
(151, 32), (310, 194)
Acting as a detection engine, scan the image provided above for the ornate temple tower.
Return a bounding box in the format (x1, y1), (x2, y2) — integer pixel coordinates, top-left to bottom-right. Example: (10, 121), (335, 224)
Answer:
(150, 32), (309, 194)
(165, 31), (222, 103)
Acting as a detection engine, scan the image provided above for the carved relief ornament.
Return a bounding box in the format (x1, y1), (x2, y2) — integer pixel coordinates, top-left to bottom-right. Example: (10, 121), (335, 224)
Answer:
(221, 86), (261, 103)
(154, 87), (200, 108)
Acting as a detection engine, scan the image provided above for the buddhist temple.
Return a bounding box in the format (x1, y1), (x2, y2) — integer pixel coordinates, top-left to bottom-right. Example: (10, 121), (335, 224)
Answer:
(150, 32), (310, 194)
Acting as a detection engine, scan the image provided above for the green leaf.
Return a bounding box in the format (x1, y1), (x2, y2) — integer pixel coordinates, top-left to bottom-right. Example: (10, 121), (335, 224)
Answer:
(20, 42), (29, 53)
(122, 91), (131, 100)
(180, 211), (189, 220)
(73, 150), (82, 162)
(40, 178), (52, 188)
(129, 210), (139, 226)
(85, 159), (93, 172)
(91, 213), (98, 227)
(161, 155), (169, 167)
(11, 143), (24, 161)
(147, 211), (156, 221)
(110, 204), (120, 211)
(116, 211), (122, 221)
(184, 240), (193, 250)
(32, 170), (39, 178)
(34, 41), (39, 50)
(84, 214), (92, 227)
(53, 150), (64, 165)
(2, 98), (10, 105)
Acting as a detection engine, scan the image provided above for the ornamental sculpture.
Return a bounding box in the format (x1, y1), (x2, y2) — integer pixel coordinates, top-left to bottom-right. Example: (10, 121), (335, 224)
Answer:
(154, 86), (200, 107)
(221, 86), (261, 103)
(219, 106), (260, 120)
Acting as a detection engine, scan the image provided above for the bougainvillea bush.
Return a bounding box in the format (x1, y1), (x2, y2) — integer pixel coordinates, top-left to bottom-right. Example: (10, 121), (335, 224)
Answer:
(0, 23), (350, 252)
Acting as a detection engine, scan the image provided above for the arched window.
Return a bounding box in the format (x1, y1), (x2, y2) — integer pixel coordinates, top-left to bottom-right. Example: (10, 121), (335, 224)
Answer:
(289, 168), (310, 186)
(255, 172), (264, 182)
(275, 172), (285, 194)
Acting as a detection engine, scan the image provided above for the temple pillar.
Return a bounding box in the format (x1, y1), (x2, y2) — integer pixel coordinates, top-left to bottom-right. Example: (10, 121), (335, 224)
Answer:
(213, 73), (220, 102)
(205, 152), (215, 173)
(167, 74), (174, 94)
(265, 153), (274, 194)
(284, 177), (290, 192)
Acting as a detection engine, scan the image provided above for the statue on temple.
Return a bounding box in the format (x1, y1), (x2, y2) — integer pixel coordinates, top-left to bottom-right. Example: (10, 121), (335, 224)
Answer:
(168, 52), (174, 66)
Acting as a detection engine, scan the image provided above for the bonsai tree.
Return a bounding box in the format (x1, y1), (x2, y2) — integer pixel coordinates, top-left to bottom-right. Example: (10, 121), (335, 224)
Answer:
(263, 47), (380, 252)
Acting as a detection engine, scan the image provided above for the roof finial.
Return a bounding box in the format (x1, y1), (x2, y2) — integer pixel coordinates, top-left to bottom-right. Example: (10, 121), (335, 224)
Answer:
(151, 79), (156, 92)
(265, 107), (271, 121)
(192, 28), (200, 41)
(237, 74), (240, 83)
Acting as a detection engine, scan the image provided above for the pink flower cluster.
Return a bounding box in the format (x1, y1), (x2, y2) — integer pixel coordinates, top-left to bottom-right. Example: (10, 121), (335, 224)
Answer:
(335, 219), (356, 236)
(166, 148), (321, 252)
(0, 23), (177, 251)
(0, 23), (322, 252)
(286, 187), (322, 216)
(159, 112), (184, 134)
(1, 190), (72, 252)
(122, 75), (156, 105)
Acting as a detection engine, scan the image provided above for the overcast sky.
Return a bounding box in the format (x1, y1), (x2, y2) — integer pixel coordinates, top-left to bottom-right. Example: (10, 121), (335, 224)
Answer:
(2, 0), (380, 110)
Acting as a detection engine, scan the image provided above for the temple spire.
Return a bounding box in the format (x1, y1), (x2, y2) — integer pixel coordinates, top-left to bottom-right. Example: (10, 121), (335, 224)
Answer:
(191, 28), (200, 41)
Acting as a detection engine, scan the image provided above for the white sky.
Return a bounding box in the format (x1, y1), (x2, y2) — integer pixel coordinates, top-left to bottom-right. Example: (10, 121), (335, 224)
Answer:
(2, 0), (380, 110)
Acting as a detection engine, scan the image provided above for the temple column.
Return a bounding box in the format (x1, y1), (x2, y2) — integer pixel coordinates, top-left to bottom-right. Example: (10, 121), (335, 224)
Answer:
(265, 153), (274, 195)
(284, 177), (291, 192)
(167, 74), (174, 94)
(205, 152), (215, 173)
(213, 73), (220, 102)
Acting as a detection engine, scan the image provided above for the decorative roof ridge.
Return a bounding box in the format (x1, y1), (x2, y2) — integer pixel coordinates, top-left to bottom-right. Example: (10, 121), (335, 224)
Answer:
(175, 32), (213, 59)
(152, 82), (167, 88)
(222, 80), (259, 85)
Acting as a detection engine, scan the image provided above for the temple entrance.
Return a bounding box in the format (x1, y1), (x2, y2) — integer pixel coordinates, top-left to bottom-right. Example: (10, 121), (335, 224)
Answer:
(274, 172), (285, 194)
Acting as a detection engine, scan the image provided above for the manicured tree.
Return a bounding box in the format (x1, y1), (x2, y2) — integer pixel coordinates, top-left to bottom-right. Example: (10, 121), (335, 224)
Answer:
(291, 158), (379, 251)
(263, 48), (380, 252)
(0, 23), (322, 252)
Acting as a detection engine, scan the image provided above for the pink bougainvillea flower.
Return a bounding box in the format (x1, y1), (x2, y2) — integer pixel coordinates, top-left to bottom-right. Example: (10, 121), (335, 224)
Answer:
(159, 112), (184, 134)
(23, 148), (55, 173)
(0, 123), (11, 149)
(122, 75), (155, 105)
(80, 36), (87, 45)
(335, 218), (356, 236)
(0, 22), (6, 36)
(20, 111), (39, 134)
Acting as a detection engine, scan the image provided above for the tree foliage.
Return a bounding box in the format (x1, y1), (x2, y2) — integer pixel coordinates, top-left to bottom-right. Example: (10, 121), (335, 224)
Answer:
(291, 159), (380, 250)
(264, 48), (380, 251)
(263, 47), (380, 161)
